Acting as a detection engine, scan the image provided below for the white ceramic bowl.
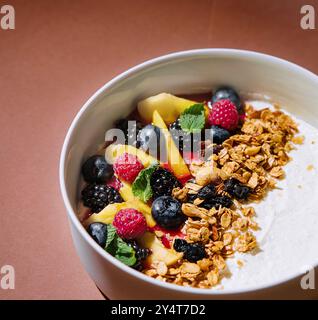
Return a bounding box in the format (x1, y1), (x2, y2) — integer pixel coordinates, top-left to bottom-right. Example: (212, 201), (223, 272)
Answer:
(60, 49), (318, 299)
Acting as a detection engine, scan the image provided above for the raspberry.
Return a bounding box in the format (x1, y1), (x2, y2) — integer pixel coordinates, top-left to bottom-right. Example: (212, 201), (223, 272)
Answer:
(106, 176), (122, 191)
(113, 153), (144, 183)
(113, 208), (147, 239)
(208, 99), (239, 131)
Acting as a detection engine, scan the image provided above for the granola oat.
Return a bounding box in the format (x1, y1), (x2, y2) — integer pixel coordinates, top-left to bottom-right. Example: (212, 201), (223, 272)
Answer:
(142, 104), (300, 289)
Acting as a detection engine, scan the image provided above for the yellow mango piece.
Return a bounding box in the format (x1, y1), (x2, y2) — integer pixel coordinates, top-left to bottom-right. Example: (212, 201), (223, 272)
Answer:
(138, 232), (182, 266)
(138, 93), (196, 124)
(84, 200), (156, 228)
(105, 144), (158, 167)
(152, 110), (190, 179)
(119, 181), (136, 201)
(119, 182), (156, 227)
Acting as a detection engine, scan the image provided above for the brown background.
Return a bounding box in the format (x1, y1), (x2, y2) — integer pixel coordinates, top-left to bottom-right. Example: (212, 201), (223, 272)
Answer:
(0, 0), (317, 299)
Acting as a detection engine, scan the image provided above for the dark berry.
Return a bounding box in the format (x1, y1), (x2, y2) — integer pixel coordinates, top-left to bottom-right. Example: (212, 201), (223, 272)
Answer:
(136, 248), (151, 260)
(189, 184), (232, 209)
(173, 238), (188, 252)
(169, 118), (203, 153)
(207, 126), (231, 144)
(81, 155), (113, 183)
(115, 119), (144, 146)
(81, 184), (123, 213)
(87, 222), (108, 247)
(137, 124), (163, 158)
(184, 243), (206, 262)
(151, 196), (186, 229)
(212, 144), (223, 155)
(224, 178), (250, 200)
(126, 240), (151, 260)
(200, 196), (233, 209)
(132, 261), (143, 271)
(211, 86), (244, 114)
(187, 193), (197, 203)
(212, 196), (234, 208)
(197, 184), (216, 200)
(173, 239), (206, 262)
(150, 168), (181, 198)
(126, 240), (151, 270)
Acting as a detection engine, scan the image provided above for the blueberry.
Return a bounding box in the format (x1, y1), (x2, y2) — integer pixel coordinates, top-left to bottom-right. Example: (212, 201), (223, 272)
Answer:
(137, 124), (162, 156)
(151, 196), (186, 229)
(207, 126), (231, 144)
(224, 178), (250, 200)
(197, 184), (216, 200)
(87, 222), (108, 247)
(173, 239), (206, 262)
(211, 86), (244, 114)
(81, 155), (113, 183)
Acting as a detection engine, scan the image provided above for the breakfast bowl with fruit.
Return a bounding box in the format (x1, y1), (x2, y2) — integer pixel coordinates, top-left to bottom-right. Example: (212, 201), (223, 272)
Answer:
(60, 49), (318, 299)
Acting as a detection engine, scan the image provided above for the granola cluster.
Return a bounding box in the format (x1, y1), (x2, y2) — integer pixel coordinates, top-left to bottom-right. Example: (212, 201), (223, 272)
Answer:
(142, 104), (301, 288)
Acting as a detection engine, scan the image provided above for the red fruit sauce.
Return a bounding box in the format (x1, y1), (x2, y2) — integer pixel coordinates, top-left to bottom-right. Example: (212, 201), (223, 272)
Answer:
(106, 176), (122, 191)
(148, 225), (185, 249)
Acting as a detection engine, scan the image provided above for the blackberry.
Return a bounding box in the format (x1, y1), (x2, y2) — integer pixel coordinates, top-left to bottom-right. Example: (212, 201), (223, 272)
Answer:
(169, 118), (202, 153)
(173, 239), (206, 262)
(115, 119), (144, 146)
(81, 184), (123, 213)
(136, 248), (151, 261)
(197, 184), (216, 200)
(126, 240), (151, 270)
(224, 178), (251, 200)
(150, 168), (181, 198)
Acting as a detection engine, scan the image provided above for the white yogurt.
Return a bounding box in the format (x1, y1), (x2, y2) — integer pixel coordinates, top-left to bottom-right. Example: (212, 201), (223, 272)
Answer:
(217, 101), (318, 291)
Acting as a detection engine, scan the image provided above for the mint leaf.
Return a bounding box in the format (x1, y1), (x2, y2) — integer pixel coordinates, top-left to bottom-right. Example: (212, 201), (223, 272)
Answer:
(179, 103), (205, 133)
(104, 224), (137, 267)
(114, 237), (137, 266)
(105, 224), (117, 249)
(132, 163), (159, 202)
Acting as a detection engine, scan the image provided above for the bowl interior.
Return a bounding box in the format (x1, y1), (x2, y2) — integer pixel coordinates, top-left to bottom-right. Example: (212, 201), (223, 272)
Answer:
(61, 49), (318, 293)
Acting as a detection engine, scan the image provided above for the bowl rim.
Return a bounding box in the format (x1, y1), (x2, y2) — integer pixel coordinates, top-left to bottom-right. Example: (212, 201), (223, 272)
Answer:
(59, 48), (318, 296)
